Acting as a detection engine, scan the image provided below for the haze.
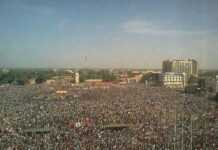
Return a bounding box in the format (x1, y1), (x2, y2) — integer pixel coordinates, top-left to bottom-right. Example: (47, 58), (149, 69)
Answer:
(0, 0), (218, 69)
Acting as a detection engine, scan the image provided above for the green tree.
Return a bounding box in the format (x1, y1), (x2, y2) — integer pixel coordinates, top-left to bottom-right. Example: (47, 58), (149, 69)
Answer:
(35, 75), (47, 84)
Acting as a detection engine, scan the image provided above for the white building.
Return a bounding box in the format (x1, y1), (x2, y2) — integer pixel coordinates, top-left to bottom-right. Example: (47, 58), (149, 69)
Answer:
(160, 72), (186, 89)
(162, 59), (198, 78)
(75, 72), (80, 84)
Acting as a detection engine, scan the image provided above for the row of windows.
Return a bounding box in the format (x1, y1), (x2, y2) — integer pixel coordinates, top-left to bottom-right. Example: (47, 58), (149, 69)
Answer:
(164, 77), (183, 79)
(163, 79), (183, 82)
(163, 77), (183, 81)
(164, 81), (184, 84)
(165, 85), (184, 88)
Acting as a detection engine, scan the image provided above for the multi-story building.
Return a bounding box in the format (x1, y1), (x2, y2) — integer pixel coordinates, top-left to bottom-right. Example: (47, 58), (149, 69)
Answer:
(162, 59), (198, 78)
(160, 72), (186, 89)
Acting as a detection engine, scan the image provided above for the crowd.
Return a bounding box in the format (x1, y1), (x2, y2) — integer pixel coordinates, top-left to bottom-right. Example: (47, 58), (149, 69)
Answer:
(0, 83), (217, 149)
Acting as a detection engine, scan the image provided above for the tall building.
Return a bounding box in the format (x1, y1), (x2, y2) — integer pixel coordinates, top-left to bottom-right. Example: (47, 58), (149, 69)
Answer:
(162, 59), (198, 78)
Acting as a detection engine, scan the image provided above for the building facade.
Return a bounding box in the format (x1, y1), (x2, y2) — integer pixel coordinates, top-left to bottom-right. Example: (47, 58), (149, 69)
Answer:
(162, 59), (198, 78)
(160, 72), (186, 89)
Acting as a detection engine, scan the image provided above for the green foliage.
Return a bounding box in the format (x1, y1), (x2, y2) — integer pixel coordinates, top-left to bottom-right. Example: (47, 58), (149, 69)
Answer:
(140, 72), (153, 83)
(35, 75), (47, 84)
(127, 71), (135, 78)
(100, 70), (116, 81)
(16, 79), (27, 85)
(0, 69), (55, 85)
(0, 68), (116, 85)
(188, 75), (198, 85)
(0, 71), (16, 84)
(215, 93), (218, 101)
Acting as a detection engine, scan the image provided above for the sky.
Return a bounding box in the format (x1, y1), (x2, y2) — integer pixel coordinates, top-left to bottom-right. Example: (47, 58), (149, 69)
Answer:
(0, 0), (218, 69)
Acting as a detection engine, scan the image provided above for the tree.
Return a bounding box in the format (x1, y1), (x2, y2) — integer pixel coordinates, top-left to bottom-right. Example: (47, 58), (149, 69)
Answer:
(0, 72), (15, 84)
(215, 93), (218, 101)
(16, 79), (27, 85)
(100, 70), (116, 81)
(35, 75), (47, 84)
(140, 72), (153, 83)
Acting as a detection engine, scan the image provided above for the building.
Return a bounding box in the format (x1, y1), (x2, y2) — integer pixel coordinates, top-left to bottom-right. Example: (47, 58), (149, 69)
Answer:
(75, 72), (80, 84)
(28, 79), (36, 85)
(143, 72), (161, 87)
(63, 75), (74, 82)
(127, 74), (143, 84)
(85, 79), (103, 85)
(160, 72), (186, 89)
(162, 59), (198, 78)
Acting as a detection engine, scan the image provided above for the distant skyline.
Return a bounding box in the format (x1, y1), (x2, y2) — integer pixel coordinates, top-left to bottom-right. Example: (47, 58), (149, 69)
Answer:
(0, 0), (218, 69)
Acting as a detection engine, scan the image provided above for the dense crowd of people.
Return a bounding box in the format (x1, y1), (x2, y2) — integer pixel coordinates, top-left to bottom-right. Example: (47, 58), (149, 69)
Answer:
(0, 83), (217, 149)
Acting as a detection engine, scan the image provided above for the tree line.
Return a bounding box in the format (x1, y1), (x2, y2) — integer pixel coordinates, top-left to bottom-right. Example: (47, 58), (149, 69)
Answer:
(0, 69), (117, 85)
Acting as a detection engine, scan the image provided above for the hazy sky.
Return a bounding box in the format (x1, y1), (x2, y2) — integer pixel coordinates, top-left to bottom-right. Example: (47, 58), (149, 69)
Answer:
(0, 0), (218, 69)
